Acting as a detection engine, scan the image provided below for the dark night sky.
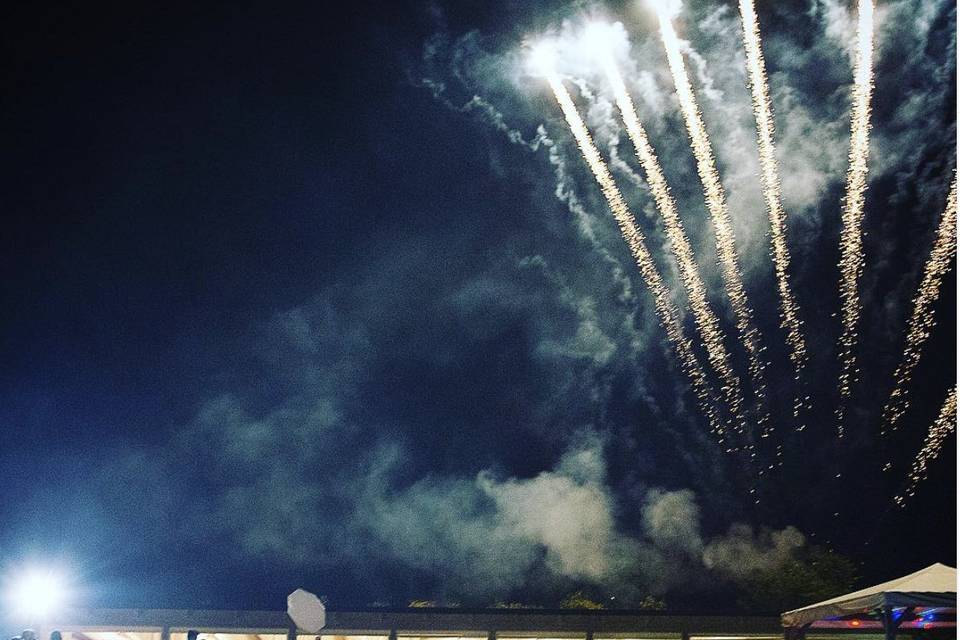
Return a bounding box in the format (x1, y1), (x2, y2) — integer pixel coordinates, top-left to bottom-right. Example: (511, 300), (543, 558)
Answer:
(0, 0), (955, 620)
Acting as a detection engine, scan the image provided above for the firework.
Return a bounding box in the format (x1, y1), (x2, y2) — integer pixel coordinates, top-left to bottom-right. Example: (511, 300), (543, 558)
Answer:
(599, 54), (750, 436)
(738, 0), (809, 424)
(882, 177), (958, 435)
(654, 6), (770, 434)
(893, 387), (957, 507)
(836, 0), (875, 435)
(544, 67), (729, 444)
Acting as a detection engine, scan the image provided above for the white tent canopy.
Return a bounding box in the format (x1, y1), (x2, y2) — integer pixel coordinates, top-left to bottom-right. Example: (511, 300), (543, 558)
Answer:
(782, 563), (957, 628)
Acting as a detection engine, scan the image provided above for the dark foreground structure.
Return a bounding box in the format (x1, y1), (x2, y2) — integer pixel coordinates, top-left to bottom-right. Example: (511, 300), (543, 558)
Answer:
(44, 607), (780, 640)
(38, 605), (953, 640)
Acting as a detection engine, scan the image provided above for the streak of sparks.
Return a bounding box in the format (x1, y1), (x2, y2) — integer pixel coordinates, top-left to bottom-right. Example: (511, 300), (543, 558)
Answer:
(654, 7), (770, 437)
(835, 0), (875, 436)
(882, 177), (958, 436)
(893, 387), (957, 508)
(738, 0), (809, 425)
(546, 70), (729, 445)
(600, 56), (751, 438)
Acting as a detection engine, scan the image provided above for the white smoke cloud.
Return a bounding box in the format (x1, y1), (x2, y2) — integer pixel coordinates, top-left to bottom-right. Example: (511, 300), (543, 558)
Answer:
(703, 524), (806, 578)
(349, 430), (811, 597)
(352, 433), (639, 592)
(478, 435), (627, 580)
(642, 488), (704, 556)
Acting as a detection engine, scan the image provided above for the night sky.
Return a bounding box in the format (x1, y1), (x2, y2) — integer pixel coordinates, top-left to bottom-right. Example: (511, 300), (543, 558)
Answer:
(0, 0), (956, 619)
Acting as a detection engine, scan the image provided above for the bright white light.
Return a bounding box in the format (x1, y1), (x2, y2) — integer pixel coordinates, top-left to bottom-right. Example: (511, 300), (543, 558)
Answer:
(581, 22), (617, 61)
(647, 0), (683, 19)
(5, 566), (69, 620)
(527, 40), (557, 76)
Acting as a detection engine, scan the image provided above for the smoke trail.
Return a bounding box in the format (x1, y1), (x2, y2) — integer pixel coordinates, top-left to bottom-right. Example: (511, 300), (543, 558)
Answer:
(545, 69), (730, 448)
(738, 0), (809, 426)
(654, 7), (770, 438)
(835, 0), (875, 436)
(882, 177), (958, 436)
(600, 56), (751, 441)
(893, 386), (957, 508)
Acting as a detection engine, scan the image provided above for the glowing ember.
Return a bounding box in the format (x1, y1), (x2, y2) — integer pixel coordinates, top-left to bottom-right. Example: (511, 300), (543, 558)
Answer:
(544, 69), (730, 446)
(653, 2), (771, 439)
(835, 0), (875, 436)
(882, 177), (957, 437)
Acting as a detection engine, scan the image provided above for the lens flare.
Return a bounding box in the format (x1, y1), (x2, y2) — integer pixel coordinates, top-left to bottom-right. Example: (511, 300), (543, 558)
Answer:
(528, 41), (558, 77)
(835, 0), (875, 436)
(653, 5), (771, 436)
(582, 22), (617, 61)
(599, 53), (751, 439)
(882, 177), (957, 436)
(647, 0), (683, 20)
(3, 565), (70, 621)
(893, 386), (956, 508)
(738, 0), (809, 426)
(546, 70), (729, 445)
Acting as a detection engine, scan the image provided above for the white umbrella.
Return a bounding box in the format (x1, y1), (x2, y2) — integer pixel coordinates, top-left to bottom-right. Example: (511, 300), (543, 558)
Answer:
(288, 589), (327, 633)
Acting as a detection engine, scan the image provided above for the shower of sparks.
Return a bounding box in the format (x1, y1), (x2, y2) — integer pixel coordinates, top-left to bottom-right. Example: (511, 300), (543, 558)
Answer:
(835, 0), (875, 436)
(654, 6), (771, 437)
(600, 54), (751, 439)
(545, 69), (731, 445)
(738, 0), (809, 425)
(893, 387), (957, 508)
(882, 177), (958, 436)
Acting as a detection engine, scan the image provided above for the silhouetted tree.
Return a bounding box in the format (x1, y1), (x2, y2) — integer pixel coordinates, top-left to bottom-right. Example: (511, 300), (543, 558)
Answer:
(736, 547), (858, 612)
(560, 591), (605, 609)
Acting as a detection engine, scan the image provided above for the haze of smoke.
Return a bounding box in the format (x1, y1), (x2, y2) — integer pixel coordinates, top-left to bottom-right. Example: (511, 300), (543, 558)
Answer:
(881, 177), (957, 436)
(702, 523), (805, 578)
(546, 69), (730, 446)
(893, 386), (957, 508)
(642, 488), (704, 556)
(738, 0), (809, 428)
(355, 434), (638, 593)
(417, 64), (669, 414)
(835, 0), (875, 435)
(360, 435), (809, 597)
(479, 470), (624, 578)
(654, 7), (771, 441)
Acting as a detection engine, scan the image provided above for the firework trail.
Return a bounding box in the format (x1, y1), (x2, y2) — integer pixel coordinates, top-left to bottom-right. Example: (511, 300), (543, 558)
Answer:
(893, 387), (957, 508)
(738, 0), (809, 424)
(545, 69), (729, 445)
(882, 177), (958, 436)
(600, 56), (750, 438)
(835, 0), (875, 436)
(654, 8), (770, 438)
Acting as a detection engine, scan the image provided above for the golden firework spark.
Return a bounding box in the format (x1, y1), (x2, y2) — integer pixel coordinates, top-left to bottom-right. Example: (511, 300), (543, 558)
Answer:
(893, 386), (957, 508)
(835, 0), (875, 436)
(598, 52), (750, 437)
(653, 6), (770, 437)
(882, 177), (958, 436)
(738, 0), (809, 425)
(544, 66), (729, 444)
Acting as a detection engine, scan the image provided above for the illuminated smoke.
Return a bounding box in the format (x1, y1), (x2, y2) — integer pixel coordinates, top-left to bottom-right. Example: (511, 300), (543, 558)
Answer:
(738, 0), (809, 426)
(882, 177), (957, 436)
(654, 6), (770, 438)
(893, 386), (957, 508)
(835, 0), (875, 436)
(599, 55), (751, 439)
(545, 69), (730, 446)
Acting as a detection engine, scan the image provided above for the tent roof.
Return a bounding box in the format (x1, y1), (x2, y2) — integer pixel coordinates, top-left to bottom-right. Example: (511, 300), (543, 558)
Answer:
(782, 563), (958, 628)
